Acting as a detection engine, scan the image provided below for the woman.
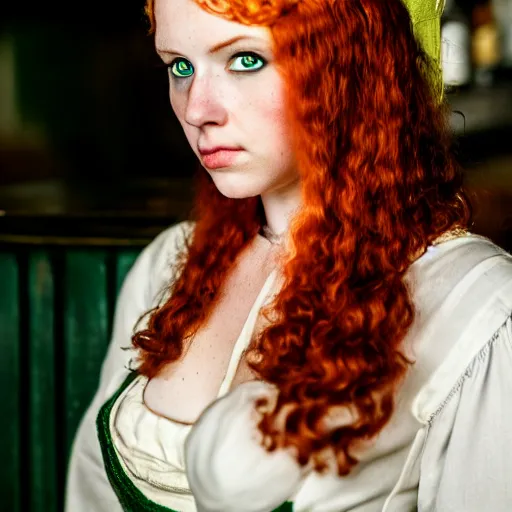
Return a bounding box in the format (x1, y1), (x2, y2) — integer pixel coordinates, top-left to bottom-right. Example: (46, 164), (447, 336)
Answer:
(65, 0), (512, 510)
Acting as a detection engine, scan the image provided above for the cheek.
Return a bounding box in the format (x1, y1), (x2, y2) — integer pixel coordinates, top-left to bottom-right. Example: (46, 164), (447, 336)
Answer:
(170, 92), (197, 146)
(169, 88), (184, 121)
(238, 70), (288, 134)
(261, 87), (294, 162)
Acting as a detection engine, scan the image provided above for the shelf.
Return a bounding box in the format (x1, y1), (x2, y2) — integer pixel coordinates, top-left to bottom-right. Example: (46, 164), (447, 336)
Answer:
(448, 83), (512, 134)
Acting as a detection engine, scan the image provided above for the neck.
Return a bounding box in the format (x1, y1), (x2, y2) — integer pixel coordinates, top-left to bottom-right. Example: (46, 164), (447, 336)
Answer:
(260, 224), (285, 245)
(259, 177), (302, 243)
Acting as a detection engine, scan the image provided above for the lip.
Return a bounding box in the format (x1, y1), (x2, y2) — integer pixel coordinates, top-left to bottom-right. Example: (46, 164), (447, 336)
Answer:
(198, 145), (242, 156)
(200, 148), (244, 169)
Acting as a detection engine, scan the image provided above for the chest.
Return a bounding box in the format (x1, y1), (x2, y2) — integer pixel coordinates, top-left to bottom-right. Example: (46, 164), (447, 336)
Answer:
(143, 236), (279, 424)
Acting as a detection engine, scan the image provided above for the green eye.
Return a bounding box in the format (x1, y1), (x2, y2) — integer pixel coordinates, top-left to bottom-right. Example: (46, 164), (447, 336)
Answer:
(170, 59), (194, 78)
(229, 53), (265, 72)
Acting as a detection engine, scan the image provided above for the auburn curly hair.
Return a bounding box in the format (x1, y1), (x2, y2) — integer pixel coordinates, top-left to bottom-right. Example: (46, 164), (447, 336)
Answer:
(134, 0), (471, 475)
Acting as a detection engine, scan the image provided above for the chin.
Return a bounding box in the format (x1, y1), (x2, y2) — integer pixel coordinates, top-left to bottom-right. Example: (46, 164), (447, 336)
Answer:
(208, 174), (265, 200)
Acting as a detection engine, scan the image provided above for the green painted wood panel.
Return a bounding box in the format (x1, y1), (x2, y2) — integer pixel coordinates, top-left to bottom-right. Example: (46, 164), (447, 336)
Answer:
(0, 245), (146, 510)
(28, 251), (57, 512)
(0, 253), (21, 512)
(63, 251), (110, 459)
(115, 250), (140, 297)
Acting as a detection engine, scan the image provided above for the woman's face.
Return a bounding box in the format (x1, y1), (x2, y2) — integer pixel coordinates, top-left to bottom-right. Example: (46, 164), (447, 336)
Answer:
(153, 0), (298, 199)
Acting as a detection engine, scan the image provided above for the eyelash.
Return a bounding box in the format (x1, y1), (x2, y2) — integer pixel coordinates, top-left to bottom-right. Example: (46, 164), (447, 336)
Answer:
(166, 51), (267, 79)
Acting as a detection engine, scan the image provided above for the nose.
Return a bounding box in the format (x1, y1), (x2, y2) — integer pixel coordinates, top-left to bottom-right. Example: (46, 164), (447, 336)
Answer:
(184, 74), (228, 128)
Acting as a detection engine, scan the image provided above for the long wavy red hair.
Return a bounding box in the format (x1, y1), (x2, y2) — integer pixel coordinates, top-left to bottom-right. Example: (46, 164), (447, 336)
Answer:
(134, 0), (471, 475)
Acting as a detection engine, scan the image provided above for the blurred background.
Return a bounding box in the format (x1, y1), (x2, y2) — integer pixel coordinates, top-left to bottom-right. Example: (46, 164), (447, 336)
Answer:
(0, 0), (511, 511)
(0, 0), (511, 243)
(0, 0), (195, 238)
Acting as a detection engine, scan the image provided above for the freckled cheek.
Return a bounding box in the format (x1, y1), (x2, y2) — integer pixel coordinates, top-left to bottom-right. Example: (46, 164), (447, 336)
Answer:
(243, 83), (286, 134)
(170, 94), (198, 149)
(169, 92), (185, 122)
(260, 90), (293, 156)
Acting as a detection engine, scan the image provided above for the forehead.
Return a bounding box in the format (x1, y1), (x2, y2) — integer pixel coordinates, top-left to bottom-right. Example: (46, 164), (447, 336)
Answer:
(154, 0), (271, 53)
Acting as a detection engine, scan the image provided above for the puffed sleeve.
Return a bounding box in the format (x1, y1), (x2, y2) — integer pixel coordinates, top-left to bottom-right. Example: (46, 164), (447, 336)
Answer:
(185, 380), (307, 512)
(418, 314), (512, 511)
(65, 221), (193, 512)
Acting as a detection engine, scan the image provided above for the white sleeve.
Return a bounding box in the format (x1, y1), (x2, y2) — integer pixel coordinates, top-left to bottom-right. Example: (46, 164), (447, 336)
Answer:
(185, 380), (307, 512)
(418, 314), (512, 511)
(64, 221), (193, 512)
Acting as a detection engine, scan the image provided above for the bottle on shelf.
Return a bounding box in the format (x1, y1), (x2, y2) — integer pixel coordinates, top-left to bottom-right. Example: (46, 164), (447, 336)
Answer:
(471, 0), (501, 86)
(441, 0), (473, 90)
(492, 0), (512, 70)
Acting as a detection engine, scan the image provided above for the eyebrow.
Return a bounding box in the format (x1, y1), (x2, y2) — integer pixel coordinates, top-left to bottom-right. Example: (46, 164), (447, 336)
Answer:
(157, 35), (263, 56)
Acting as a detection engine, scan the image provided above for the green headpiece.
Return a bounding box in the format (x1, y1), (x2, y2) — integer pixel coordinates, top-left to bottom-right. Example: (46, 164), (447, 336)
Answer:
(402, 0), (445, 100)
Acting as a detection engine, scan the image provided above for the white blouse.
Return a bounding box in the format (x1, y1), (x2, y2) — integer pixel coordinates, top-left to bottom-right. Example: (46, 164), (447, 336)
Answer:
(65, 221), (512, 512)
(108, 265), (282, 512)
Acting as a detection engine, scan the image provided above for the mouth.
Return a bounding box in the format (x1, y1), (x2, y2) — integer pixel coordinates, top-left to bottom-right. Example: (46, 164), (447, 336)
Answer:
(198, 146), (244, 169)
(198, 145), (242, 156)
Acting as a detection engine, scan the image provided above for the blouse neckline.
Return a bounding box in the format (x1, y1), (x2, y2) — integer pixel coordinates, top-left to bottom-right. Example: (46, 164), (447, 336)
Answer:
(139, 267), (280, 426)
